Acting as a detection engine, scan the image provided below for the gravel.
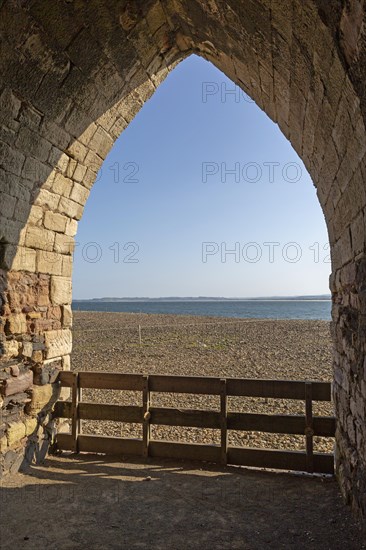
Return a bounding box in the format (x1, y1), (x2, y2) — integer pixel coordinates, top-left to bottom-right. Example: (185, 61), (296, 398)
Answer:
(70, 311), (334, 453)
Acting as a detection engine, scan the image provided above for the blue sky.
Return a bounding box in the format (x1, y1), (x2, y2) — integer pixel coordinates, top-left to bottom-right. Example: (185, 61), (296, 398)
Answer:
(72, 55), (330, 299)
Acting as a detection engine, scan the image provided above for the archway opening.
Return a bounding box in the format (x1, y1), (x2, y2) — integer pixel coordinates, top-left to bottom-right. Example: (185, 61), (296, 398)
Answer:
(69, 55), (333, 456)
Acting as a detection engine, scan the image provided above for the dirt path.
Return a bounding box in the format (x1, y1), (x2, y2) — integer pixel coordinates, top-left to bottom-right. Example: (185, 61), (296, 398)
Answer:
(1, 454), (365, 550)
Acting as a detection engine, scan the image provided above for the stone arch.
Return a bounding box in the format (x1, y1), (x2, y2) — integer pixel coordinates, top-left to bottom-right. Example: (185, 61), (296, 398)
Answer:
(0, 0), (365, 519)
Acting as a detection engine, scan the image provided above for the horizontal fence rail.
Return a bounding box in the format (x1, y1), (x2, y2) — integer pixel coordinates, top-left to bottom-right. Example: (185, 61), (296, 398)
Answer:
(54, 372), (335, 474)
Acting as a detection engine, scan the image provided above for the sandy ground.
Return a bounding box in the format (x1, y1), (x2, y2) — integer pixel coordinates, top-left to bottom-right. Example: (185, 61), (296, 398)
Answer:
(71, 312), (334, 452)
(2, 313), (365, 549)
(1, 454), (364, 550)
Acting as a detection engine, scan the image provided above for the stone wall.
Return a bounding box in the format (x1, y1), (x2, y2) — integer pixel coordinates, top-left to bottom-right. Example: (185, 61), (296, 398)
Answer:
(0, 0), (365, 522)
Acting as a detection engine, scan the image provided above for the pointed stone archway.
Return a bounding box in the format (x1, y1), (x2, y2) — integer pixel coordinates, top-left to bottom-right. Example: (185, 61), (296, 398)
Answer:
(0, 0), (365, 520)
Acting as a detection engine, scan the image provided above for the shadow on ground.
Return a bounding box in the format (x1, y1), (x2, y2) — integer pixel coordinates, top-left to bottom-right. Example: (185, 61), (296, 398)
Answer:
(0, 454), (365, 549)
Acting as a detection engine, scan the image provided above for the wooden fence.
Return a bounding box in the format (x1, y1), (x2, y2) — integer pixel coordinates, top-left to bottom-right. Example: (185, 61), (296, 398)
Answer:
(54, 372), (335, 474)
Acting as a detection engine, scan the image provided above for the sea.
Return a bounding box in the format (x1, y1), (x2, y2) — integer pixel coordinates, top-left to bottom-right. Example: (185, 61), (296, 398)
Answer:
(72, 300), (332, 321)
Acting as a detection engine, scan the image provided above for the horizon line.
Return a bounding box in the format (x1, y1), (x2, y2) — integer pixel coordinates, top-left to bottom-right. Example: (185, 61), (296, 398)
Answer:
(73, 294), (331, 301)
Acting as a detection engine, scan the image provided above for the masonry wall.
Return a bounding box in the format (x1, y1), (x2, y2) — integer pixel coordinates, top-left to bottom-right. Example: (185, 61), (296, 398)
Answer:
(0, 0), (365, 522)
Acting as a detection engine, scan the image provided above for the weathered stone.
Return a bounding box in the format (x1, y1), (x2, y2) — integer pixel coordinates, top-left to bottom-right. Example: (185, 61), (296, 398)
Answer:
(1, 340), (20, 359)
(33, 359), (61, 385)
(15, 127), (52, 163)
(0, 140), (25, 176)
(73, 163), (87, 183)
(6, 245), (37, 272)
(1, 370), (33, 396)
(34, 189), (60, 211)
(0, 192), (17, 218)
(70, 182), (90, 205)
(58, 196), (84, 219)
(7, 421), (26, 447)
(6, 313), (27, 334)
(50, 172), (73, 196)
(10, 364), (20, 376)
(50, 276), (72, 305)
(24, 417), (38, 436)
(0, 88), (21, 125)
(0, 434), (8, 452)
(62, 305), (72, 327)
(44, 211), (68, 233)
(4, 449), (24, 473)
(25, 226), (55, 251)
(61, 255), (73, 277)
(31, 350), (43, 363)
(65, 218), (78, 237)
(44, 329), (72, 359)
(37, 249), (63, 275)
(54, 233), (75, 255)
(26, 384), (53, 415)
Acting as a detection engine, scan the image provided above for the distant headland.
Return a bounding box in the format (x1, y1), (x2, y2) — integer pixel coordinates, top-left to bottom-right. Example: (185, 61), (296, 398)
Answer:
(73, 295), (331, 302)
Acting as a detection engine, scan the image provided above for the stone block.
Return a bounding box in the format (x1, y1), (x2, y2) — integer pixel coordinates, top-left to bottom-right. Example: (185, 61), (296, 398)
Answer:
(24, 417), (38, 435)
(89, 126), (114, 158)
(28, 205), (44, 226)
(82, 169), (97, 189)
(34, 189), (60, 211)
(62, 305), (72, 327)
(22, 156), (51, 185)
(84, 149), (103, 173)
(16, 126), (52, 163)
(7, 421), (26, 447)
(70, 182), (90, 205)
(32, 350), (43, 363)
(0, 88), (21, 125)
(66, 140), (88, 162)
(51, 172), (73, 196)
(73, 163), (87, 183)
(14, 198), (31, 224)
(50, 276), (72, 305)
(64, 159), (77, 181)
(0, 216), (25, 244)
(52, 152), (70, 175)
(65, 218), (78, 237)
(54, 233), (75, 255)
(78, 122), (98, 146)
(33, 360), (61, 385)
(7, 313), (27, 334)
(4, 449), (24, 473)
(44, 211), (68, 233)
(44, 329), (72, 359)
(41, 121), (70, 150)
(2, 370), (33, 396)
(58, 196), (84, 219)
(10, 364), (20, 376)
(1, 339), (20, 359)
(25, 225), (55, 251)
(22, 341), (33, 357)
(0, 140), (25, 176)
(0, 434), (8, 452)
(37, 249), (63, 275)
(62, 255), (73, 277)
(0, 192), (16, 218)
(62, 355), (71, 371)
(26, 383), (53, 415)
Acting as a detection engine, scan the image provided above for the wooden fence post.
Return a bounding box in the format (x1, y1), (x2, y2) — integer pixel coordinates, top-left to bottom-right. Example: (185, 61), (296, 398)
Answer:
(143, 375), (150, 458)
(71, 373), (80, 453)
(220, 378), (227, 465)
(305, 381), (314, 473)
